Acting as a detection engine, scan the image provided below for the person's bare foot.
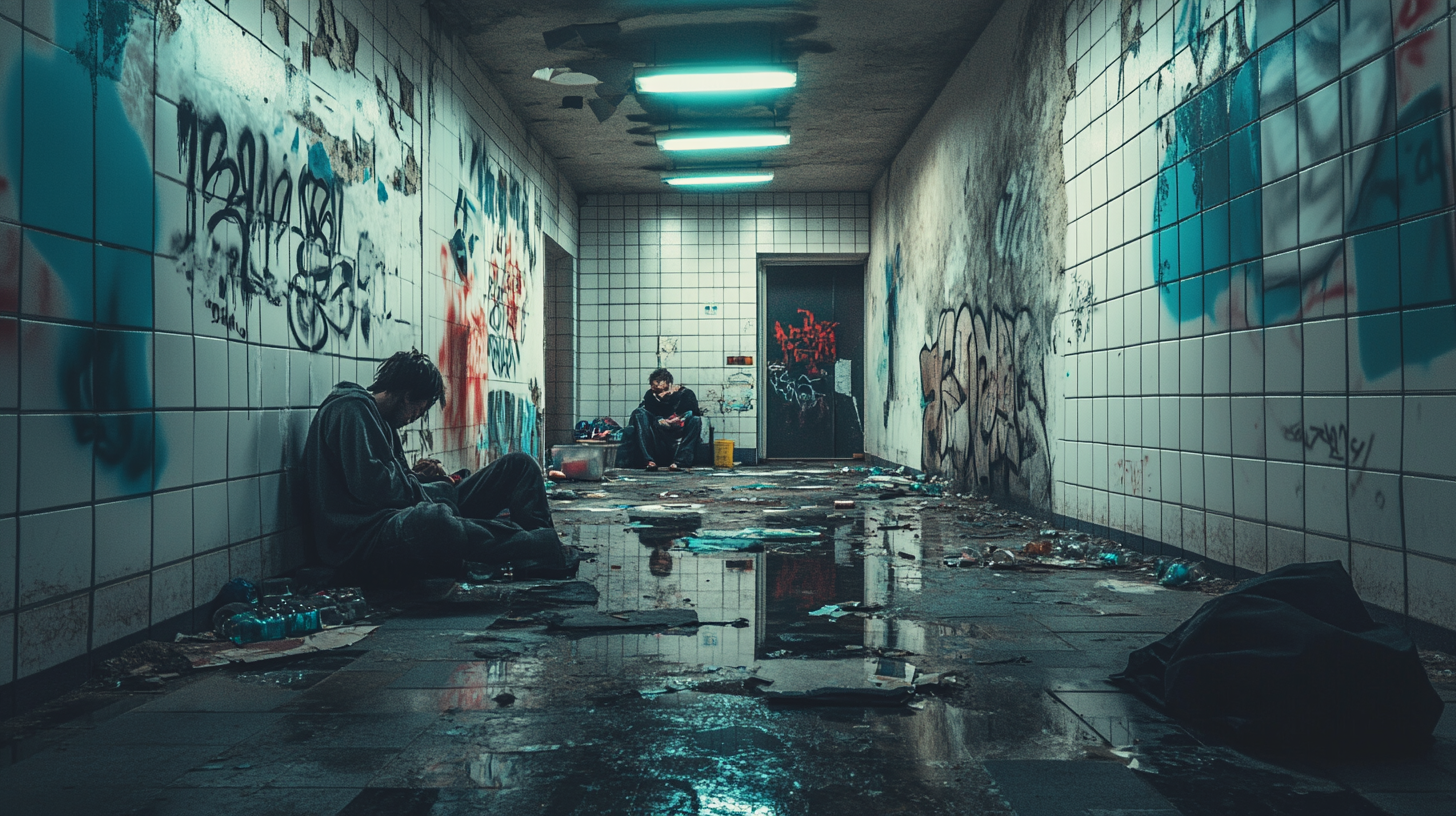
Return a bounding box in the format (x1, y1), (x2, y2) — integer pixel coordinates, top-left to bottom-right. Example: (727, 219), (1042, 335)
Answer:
(645, 461), (659, 471)
(668, 463), (681, 472)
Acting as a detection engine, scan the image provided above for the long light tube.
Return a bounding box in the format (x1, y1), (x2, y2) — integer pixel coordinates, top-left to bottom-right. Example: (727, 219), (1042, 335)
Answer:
(657, 130), (790, 151)
(636, 68), (796, 94)
(662, 171), (774, 186)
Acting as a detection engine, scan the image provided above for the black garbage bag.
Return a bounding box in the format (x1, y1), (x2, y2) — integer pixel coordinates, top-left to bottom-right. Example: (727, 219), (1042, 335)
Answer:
(1113, 561), (1442, 755)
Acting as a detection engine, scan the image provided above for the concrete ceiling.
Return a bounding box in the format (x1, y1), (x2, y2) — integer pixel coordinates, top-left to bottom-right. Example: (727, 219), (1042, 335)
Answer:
(429, 0), (1005, 193)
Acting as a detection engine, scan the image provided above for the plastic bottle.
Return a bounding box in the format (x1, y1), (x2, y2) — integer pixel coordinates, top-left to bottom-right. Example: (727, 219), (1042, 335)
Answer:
(227, 610), (287, 644)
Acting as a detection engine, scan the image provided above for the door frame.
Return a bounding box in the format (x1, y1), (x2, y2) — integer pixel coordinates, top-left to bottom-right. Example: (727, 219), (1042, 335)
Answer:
(757, 253), (869, 461)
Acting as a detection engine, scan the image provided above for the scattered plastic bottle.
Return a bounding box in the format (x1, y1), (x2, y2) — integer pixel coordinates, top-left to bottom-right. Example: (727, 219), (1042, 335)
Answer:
(1155, 559), (1208, 587)
(227, 610), (287, 644)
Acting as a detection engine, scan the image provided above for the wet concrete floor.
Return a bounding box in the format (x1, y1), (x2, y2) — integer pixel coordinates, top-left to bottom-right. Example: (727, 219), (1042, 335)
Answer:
(1, 464), (1454, 815)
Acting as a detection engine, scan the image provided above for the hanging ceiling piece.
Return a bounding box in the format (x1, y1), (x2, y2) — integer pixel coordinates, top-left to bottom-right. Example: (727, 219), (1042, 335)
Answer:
(636, 65), (797, 94)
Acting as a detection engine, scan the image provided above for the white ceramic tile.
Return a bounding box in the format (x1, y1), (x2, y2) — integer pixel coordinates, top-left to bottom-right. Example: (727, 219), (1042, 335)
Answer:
(1266, 526), (1306, 570)
(193, 482), (230, 554)
(1403, 395), (1456, 478)
(1304, 464), (1348, 538)
(153, 488), (194, 565)
(1404, 475), (1456, 560)
(1305, 534), (1349, 569)
(194, 336), (229, 408)
(151, 561), (193, 627)
(1264, 324), (1303, 393)
(1348, 469), (1401, 548)
(1302, 318), (1347, 392)
(1229, 330), (1264, 393)
(0, 414), (15, 517)
(193, 411), (228, 483)
(229, 477), (261, 544)
(1206, 512), (1234, 566)
(1264, 396), (1304, 461)
(17, 595), (88, 678)
(95, 497), (151, 584)
(92, 575), (151, 647)
(18, 414), (93, 512)
(17, 506), (92, 606)
(1266, 460), (1305, 529)
(0, 517), (14, 612)
(1234, 519), (1267, 573)
(1408, 554), (1456, 631)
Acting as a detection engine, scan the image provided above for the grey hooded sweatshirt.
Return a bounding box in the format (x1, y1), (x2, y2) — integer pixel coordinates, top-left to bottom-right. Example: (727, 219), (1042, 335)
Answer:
(303, 382), (430, 567)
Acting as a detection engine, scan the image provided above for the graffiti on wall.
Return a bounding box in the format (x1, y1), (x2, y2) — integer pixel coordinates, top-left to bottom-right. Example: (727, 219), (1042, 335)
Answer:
(1147, 1), (1456, 382)
(919, 304), (1049, 505)
(171, 101), (411, 352)
(485, 389), (541, 461)
(0, 0), (161, 493)
(436, 135), (541, 463)
(769, 308), (839, 421)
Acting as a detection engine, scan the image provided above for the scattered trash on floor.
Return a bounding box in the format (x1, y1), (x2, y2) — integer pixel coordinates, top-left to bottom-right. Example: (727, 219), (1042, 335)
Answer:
(536, 608), (700, 630)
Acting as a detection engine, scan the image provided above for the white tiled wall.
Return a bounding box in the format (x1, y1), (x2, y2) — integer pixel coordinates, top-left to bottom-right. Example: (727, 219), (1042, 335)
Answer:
(1056, 0), (1456, 629)
(577, 192), (870, 453)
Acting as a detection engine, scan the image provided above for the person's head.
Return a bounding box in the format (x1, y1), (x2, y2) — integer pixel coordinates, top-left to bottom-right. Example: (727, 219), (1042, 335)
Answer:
(368, 349), (446, 428)
(648, 368), (674, 395)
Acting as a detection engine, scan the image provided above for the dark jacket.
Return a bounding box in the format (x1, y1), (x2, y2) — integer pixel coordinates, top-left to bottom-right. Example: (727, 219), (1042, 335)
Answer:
(641, 386), (700, 424)
(303, 382), (429, 567)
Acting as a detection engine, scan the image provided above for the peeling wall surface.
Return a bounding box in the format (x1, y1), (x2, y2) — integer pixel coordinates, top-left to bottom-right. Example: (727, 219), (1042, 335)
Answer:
(868, 0), (1069, 512)
(869, 0), (1456, 633)
(577, 193), (869, 454)
(0, 0), (576, 690)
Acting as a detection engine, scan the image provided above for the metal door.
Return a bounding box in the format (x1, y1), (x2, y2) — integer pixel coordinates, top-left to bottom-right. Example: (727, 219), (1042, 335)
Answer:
(764, 265), (865, 458)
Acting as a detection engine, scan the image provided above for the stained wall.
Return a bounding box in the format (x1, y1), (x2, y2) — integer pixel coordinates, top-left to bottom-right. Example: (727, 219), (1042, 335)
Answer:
(870, 0), (1456, 633)
(0, 0), (575, 699)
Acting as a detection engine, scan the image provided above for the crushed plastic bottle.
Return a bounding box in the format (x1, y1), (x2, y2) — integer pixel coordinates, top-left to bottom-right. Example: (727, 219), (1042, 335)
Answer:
(1155, 559), (1208, 587)
(985, 549), (1017, 567)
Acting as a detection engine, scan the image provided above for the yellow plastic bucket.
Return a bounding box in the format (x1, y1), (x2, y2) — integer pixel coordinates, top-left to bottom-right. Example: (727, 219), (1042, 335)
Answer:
(713, 439), (735, 469)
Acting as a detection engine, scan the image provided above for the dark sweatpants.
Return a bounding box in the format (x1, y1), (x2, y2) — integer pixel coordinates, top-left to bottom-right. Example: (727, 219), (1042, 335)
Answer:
(629, 407), (701, 467)
(357, 453), (563, 582)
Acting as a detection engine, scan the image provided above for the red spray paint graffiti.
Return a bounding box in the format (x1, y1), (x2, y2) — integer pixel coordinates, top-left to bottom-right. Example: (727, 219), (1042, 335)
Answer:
(438, 246), (490, 462)
(773, 309), (838, 374)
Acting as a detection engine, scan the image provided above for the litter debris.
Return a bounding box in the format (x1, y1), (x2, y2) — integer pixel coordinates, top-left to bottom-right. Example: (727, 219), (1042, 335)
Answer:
(537, 608), (700, 630)
(833, 500), (856, 510)
(731, 483), (780, 490)
(750, 657), (943, 707)
(1155, 558), (1208, 587)
(1023, 540), (1053, 556)
(184, 625), (379, 668)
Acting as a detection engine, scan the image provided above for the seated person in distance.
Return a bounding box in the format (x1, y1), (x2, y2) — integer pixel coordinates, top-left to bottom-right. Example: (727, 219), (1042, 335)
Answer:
(628, 368), (701, 472)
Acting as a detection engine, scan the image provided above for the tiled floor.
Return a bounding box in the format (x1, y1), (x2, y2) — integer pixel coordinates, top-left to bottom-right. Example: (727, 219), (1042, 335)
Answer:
(0, 464), (1452, 815)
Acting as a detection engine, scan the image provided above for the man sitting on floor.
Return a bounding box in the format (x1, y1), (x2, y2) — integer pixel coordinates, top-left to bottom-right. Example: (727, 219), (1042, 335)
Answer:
(303, 349), (574, 584)
(628, 368), (702, 471)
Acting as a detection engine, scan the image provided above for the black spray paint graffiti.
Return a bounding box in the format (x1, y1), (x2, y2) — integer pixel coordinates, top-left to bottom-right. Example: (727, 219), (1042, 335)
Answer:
(173, 101), (408, 351)
(1282, 422), (1374, 470)
(920, 304), (1050, 504)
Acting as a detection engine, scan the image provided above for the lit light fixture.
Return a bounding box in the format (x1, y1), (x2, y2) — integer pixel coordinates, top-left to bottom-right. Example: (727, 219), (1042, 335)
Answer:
(657, 130), (790, 151)
(662, 171), (774, 186)
(635, 67), (797, 94)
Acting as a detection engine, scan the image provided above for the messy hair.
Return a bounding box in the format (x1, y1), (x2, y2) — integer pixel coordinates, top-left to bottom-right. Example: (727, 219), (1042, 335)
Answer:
(649, 368), (674, 384)
(368, 349), (446, 407)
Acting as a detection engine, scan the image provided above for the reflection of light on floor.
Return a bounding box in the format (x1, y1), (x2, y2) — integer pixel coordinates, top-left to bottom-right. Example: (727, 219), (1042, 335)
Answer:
(469, 751), (517, 788)
(697, 789), (776, 816)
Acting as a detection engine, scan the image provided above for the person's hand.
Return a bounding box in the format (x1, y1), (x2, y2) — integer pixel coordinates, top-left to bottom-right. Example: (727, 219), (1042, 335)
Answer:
(658, 418), (671, 427)
(412, 458), (447, 478)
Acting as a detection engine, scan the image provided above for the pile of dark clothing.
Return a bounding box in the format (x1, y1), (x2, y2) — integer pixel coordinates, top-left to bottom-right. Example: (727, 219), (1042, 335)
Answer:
(1114, 561), (1443, 756)
(574, 417), (623, 442)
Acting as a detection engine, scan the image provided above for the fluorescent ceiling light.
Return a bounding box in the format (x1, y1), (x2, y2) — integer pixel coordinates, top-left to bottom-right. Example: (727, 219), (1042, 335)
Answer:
(662, 171), (774, 186)
(636, 68), (796, 94)
(658, 130), (790, 151)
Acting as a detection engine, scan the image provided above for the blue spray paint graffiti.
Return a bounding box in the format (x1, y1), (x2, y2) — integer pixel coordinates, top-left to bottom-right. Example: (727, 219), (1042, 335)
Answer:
(1149, 0), (1456, 380)
(0, 0), (162, 491)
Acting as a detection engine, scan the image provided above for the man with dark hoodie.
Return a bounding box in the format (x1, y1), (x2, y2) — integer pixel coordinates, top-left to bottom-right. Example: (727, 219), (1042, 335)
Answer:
(303, 349), (572, 583)
(627, 368), (701, 471)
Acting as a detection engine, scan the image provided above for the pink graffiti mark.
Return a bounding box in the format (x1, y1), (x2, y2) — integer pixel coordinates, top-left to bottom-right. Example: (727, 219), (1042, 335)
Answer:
(773, 309), (838, 375)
